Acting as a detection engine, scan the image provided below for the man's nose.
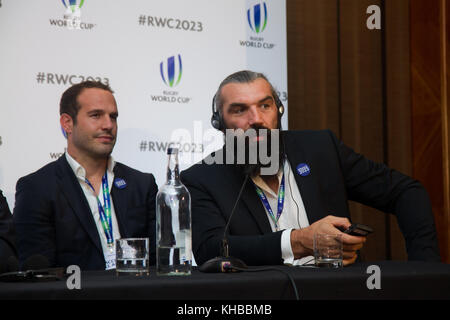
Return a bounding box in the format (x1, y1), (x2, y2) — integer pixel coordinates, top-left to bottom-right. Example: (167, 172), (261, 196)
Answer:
(248, 107), (264, 126)
(101, 115), (114, 130)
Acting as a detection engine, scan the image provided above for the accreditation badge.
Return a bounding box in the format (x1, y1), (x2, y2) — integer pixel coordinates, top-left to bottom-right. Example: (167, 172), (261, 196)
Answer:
(104, 248), (116, 270)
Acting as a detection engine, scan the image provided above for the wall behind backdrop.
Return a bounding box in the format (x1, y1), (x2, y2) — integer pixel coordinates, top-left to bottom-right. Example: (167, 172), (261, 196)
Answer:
(0, 0), (288, 209)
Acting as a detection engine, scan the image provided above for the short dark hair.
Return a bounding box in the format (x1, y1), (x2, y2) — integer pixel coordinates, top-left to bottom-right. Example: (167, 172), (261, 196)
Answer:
(214, 70), (278, 114)
(59, 81), (114, 123)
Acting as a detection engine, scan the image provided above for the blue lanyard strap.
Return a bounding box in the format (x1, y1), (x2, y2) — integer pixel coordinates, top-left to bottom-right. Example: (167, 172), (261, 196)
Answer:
(254, 173), (285, 230)
(85, 172), (114, 247)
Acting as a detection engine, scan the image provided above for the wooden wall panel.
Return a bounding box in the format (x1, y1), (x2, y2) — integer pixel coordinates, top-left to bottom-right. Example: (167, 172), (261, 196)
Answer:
(411, 0), (448, 262)
(338, 0), (387, 261)
(444, 0), (450, 263)
(286, 0), (340, 133)
(287, 0), (449, 262)
(287, 0), (389, 261)
(385, 0), (410, 260)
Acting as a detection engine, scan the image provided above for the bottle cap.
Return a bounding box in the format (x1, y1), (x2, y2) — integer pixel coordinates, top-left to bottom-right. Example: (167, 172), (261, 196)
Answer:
(167, 147), (179, 155)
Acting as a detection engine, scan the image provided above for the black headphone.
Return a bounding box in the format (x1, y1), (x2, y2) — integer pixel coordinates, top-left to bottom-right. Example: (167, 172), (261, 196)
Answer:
(210, 91), (285, 131)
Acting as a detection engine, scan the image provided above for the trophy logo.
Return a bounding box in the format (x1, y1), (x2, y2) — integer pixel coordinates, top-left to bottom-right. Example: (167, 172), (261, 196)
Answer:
(160, 54), (183, 88)
(62, 0), (85, 30)
(247, 2), (268, 34)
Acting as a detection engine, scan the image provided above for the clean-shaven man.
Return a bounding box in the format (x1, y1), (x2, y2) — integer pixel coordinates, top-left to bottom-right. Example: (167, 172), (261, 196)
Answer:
(14, 81), (158, 270)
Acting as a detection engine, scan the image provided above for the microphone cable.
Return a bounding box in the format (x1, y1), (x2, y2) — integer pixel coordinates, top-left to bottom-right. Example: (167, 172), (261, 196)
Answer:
(285, 158), (302, 228)
(286, 160), (317, 268)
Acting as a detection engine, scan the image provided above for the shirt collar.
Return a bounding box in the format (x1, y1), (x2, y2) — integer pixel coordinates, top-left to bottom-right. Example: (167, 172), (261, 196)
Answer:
(251, 159), (286, 197)
(65, 152), (115, 180)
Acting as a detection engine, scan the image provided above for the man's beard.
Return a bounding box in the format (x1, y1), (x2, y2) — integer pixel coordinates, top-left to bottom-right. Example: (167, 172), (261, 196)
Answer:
(224, 125), (285, 177)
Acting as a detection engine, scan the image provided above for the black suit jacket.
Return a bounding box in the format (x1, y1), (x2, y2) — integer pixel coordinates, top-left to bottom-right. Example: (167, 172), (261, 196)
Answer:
(13, 155), (158, 270)
(181, 130), (441, 266)
(0, 190), (16, 264)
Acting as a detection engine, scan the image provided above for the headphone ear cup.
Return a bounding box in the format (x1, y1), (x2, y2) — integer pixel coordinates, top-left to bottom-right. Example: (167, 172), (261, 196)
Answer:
(278, 104), (284, 116)
(275, 95), (284, 130)
(211, 94), (221, 130)
(273, 93), (284, 117)
(211, 116), (221, 130)
(211, 94), (225, 131)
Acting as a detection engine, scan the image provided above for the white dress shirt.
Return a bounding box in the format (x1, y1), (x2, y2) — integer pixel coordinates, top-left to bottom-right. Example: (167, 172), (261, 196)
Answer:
(65, 153), (121, 269)
(251, 159), (314, 265)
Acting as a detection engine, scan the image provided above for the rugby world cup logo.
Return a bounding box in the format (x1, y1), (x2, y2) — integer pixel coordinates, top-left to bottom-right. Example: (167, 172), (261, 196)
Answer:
(247, 2), (268, 34)
(61, 0), (85, 12)
(62, 0), (84, 29)
(160, 54), (183, 87)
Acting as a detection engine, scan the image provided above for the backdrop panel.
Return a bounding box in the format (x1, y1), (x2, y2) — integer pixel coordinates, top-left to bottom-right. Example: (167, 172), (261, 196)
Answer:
(0, 0), (288, 209)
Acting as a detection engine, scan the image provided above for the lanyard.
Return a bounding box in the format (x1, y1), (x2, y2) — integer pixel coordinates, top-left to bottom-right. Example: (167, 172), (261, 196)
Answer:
(85, 172), (114, 249)
(254, 173), (285, 230)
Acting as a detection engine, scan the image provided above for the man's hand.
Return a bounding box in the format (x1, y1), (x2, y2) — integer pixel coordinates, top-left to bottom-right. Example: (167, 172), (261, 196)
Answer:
(290, 215), (366, 266)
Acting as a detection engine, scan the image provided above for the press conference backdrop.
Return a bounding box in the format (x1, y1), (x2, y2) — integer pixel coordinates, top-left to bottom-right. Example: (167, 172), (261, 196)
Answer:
(0, 0), (288, 209)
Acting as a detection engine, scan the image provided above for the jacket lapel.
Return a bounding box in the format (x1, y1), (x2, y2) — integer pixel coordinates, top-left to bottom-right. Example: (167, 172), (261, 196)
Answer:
(227, 165), (273, 234)
(55, 156), (103, 254)
(111, 164), (128, 237)
(282, 132), (327, 224)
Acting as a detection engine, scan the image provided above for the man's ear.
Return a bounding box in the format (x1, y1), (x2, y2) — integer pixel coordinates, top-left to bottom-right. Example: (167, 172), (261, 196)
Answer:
(60, 113), (73, 136)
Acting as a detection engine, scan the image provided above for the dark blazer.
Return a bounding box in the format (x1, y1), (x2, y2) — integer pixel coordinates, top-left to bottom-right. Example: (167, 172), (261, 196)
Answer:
(0, 190), (16, 264)
(13, 155), (158, 271)
(181, 130), (441, 266)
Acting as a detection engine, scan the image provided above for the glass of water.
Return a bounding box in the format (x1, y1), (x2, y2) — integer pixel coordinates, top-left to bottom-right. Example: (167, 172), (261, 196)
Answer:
(116, 238), (149, 276)
(313, 233), (343, 268)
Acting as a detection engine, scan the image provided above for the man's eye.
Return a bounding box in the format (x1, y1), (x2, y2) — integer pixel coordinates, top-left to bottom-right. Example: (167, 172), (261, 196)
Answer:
(91, 113), (100, 118)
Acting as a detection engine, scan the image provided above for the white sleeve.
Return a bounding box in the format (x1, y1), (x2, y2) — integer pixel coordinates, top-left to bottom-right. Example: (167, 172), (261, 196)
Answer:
(281, 229), (315, 266)
(281, 228), (295, 265)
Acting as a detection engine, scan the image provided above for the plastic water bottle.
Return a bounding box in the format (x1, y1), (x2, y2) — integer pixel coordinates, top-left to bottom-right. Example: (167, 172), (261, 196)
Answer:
(156, 148), (192, 275)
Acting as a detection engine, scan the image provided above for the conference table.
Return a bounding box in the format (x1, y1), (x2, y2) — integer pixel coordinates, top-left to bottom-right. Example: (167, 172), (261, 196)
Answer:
(1, 261), (449, 301)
